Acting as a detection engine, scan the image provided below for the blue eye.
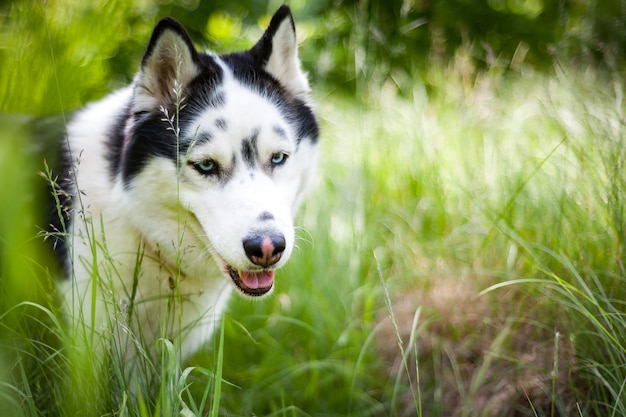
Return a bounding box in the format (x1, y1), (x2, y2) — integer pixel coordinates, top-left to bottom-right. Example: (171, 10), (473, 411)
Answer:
(194, 159), (218, 175)
(271, 152), (288, 166)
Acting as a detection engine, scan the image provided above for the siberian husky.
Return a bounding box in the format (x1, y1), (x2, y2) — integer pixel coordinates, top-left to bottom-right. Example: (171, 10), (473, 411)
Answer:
(54, 6), (318, 365)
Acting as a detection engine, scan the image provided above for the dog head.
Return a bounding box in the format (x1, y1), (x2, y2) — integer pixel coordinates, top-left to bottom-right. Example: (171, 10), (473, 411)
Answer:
(120, 6), (318, 296)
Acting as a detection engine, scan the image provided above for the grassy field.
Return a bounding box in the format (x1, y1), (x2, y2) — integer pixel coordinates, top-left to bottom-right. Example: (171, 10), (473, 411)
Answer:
(2, 2), (626, 417)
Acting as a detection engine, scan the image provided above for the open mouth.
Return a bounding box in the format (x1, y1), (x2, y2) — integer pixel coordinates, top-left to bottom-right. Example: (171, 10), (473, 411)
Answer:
(227, 265), (274, 296)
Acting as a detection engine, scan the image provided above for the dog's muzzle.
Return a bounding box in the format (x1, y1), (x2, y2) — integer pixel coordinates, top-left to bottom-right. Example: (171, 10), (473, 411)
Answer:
(226, 232), (286, 296)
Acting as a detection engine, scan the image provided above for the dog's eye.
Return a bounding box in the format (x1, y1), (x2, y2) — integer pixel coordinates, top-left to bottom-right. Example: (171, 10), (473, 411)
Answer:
(193, 159), (219, 175)
(270, 152), (289, 167)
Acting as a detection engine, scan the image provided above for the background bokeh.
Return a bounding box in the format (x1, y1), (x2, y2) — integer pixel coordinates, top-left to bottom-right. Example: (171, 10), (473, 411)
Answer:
(2, 1), (626, 416)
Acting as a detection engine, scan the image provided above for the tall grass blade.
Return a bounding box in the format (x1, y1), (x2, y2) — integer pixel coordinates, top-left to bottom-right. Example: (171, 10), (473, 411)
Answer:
(376, 254), (420, 415)
(209, 318), (225, 417)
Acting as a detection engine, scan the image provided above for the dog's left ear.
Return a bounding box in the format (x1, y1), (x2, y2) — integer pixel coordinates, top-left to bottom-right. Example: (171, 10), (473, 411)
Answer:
(251, 6), (310, 100)
(134, 17), (202, 112)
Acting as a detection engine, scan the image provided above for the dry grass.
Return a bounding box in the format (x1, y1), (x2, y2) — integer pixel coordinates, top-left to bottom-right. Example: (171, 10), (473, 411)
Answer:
(376, 276), (579, 416)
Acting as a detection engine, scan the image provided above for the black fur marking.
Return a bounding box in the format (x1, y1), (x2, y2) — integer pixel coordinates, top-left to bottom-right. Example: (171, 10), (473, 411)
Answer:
(186, 76), (226, 113)
(273, 125), (287, 140)
(215, 118), (228, 131)
(44, 116), (76, 272)
(286, 101), (319, 145)
(258, 211), (274, 221)
(122, 111), (181, 182)
(106, 102), (132, 181)
(194, 131), (213, 146)
(241, 129), (259, 168)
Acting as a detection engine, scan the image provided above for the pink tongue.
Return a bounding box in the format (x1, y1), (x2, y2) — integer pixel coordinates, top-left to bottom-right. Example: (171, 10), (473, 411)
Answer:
(240, 270), (275, 290)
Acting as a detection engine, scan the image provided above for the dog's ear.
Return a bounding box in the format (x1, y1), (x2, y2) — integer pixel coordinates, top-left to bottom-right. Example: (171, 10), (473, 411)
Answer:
(134, 17), (201, 112)
(251, 6), (310, 100)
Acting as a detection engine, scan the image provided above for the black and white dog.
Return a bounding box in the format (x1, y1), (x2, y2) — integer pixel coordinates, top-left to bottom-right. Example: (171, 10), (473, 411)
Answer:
(56, 6), (318, 363)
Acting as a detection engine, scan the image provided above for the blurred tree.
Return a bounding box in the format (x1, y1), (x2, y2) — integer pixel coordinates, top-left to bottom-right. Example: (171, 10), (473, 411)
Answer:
(1, 0), (625, 110)
(319, 0), (626, 91)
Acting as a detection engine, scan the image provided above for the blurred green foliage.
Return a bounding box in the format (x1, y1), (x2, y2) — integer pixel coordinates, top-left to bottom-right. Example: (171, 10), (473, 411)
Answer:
(1, 0), (625, 114)
(1, 1), (626, 415)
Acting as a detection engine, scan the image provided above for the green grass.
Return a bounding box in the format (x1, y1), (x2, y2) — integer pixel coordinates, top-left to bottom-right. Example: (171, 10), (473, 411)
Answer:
(2, 1), (626, 416)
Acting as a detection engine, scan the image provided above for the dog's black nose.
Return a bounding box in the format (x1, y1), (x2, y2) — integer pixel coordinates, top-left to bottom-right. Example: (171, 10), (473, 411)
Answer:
(243, 233), (286, 267)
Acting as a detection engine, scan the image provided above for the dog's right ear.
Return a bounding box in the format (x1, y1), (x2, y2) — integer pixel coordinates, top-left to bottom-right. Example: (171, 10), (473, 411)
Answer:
(134, 17), (202, 112)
